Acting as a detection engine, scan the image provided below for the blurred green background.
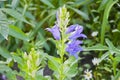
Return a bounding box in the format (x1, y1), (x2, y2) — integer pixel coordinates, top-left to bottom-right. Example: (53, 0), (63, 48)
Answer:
(0, 0), (120, 79)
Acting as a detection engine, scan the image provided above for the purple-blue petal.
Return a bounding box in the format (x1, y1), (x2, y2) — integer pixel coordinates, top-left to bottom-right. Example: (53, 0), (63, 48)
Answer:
(66, 40), (83, 58)
(66, 24), (83, 34)
(69, 33), (87, 40)
(78, 34), (87, 38)
(46, 25), (61, 40)
(66, 24), (77, 33)
(69, 27), (86, 40)
(75, 25), (83, 33)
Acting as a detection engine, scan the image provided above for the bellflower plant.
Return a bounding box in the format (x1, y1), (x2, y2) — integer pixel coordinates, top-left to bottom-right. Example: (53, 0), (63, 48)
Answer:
(46, 5), (86, 80)
(47, 9), (86, 59)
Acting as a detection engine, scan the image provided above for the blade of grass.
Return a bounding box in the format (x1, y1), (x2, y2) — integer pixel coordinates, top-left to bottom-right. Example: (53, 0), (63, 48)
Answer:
(100, 0), (118, 44)
(0, 46), (11, 59)
(1, 8), (32, 26)
(40, 0), (55, 8)
(67, 5), (89, 20)
(9, 25), (29, 41)
(83, 44), (108, 51)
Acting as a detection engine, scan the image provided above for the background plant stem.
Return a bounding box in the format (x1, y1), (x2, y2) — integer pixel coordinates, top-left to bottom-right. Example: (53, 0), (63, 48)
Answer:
(99, 0), (118, 57)
(100, 0), (118, 45)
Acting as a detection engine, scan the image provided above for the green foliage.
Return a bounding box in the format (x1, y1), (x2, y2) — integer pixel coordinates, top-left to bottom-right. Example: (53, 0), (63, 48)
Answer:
(11, 48), (47, 80)
(0, 0), (120, 80)
(0, 47), (11, 59)
(9, 25), (29, 41)
(0, 11), (9, 40)
(1, 8), (30, 24)
(84, 44), (108, 51)
(100, 0), (118, 44)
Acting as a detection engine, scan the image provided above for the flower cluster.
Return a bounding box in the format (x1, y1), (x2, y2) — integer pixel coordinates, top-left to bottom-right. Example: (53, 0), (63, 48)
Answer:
(46, 25), (86, 58)
(65, 24), (86, 58)
(46, 6), (86, 58)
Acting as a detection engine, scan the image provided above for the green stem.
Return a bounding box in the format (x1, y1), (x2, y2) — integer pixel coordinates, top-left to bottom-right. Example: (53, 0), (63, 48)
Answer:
(22, 4), (28, 16)
(59, 32), (65, 80)
(109, 54), (117, 76)
(59, 22), (67, 80)
(99, 0), (118, 57)
(60, 64), (64, 80)
(100, 0), (118, 45)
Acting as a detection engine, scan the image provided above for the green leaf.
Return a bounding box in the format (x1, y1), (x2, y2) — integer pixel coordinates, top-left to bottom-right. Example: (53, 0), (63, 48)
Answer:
(105, 39), (120, 54)
(11, 0), (19, 9)
(38, 32), (50, 51)
(113, 71), (120, 80)
(0, 64), (11, 72)
(6, 71), (17, 80)
(114, 56), (120, 62)
(100, 0), (118, 44)
(67, 5), (89, 20)
(64, 57), (78, 77)
(0, 64), (17, 80)
(100, 51), (109, 61)
(9, 25), (29, 41)
(0, 25), (9, 40)
(12, 54), (23, 65)
(40, 0), (55, 8)
(98, 0), (108, 11)
(2, 8), (30, 24)
(0, 35), (5, 43)
(0, 47), (11, 59)
(0, 0), (5, 1)
(72, 0), (92, 7)
(36, 75), (51, 80)
(47, 56), (60, 73)
(0, 11), (9, 40)
(0, 10), (7, 21)
(66, 62), (78, 77)
(83, 44), (108, 51)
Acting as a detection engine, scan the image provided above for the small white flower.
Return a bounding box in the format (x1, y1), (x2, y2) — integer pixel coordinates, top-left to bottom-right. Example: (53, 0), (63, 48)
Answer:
(91, 31), (98, 37)
(92, 57), (100, 66)
(84, 69), (92, 80)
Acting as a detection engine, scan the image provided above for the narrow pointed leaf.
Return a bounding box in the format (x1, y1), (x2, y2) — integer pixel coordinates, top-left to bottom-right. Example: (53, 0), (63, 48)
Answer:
(9, 25), (29, 41)
(2, 8), (30, 24)
(0, 47), (11, 59)
(40, 0), (55, 8)
(84, 44), (108, 51)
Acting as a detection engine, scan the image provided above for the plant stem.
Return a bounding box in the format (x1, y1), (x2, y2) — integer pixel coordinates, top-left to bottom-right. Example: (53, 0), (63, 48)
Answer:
(22, 4), (28, 16)
(100, 0), (118, 56)
(59, 32), (65, 80)
(100, 0), (118, 44)
(59, 21), (67, 80)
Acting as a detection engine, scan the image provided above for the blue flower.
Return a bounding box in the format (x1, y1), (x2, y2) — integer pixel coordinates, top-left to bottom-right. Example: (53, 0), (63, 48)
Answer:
(66, 24), (80, 33)
(69, 32), (87, 40)
(65, 24), (87, 58)
(68, 25), (87, 40)
(66, 40), (83, 58)
(46, 25), (61, 40)
(46, 23), (86, 58)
